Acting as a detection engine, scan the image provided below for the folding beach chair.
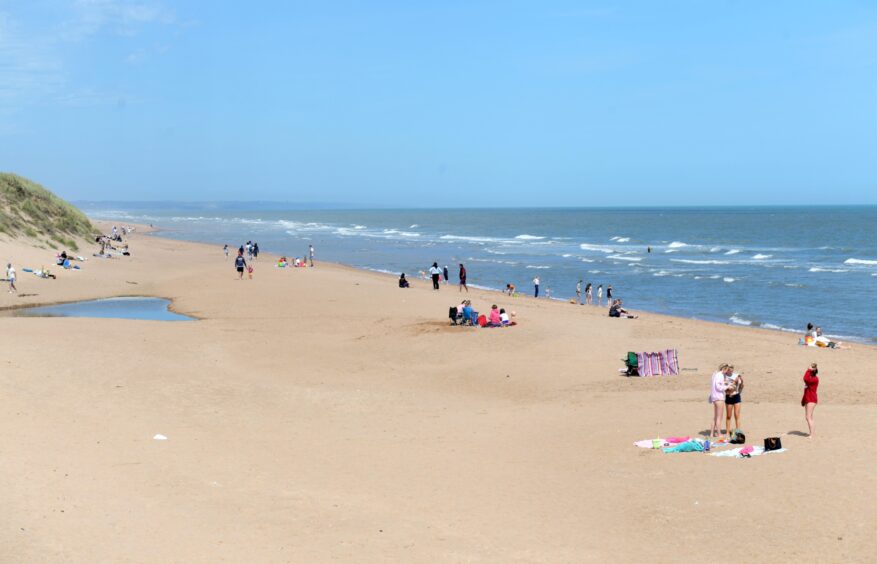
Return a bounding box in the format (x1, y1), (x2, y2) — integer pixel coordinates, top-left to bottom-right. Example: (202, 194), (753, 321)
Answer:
(623, 352), (639, 376)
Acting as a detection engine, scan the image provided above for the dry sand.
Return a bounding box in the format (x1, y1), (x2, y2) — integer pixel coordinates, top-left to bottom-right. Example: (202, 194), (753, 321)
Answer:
(1, 225), (875, 562)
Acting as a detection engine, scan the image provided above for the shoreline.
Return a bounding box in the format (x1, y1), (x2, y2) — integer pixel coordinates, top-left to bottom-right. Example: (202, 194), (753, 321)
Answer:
(126, 218), (875, 349)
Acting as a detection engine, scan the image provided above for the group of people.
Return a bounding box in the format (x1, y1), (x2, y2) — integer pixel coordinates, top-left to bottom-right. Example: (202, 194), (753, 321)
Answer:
(425, 262), (468, 292)
(574, 281), (612, 306)
(228, 243), (315, 279)
(803, 323), (848, 349)
(708, 362), (819, 441)
(452, 299), (514, 327)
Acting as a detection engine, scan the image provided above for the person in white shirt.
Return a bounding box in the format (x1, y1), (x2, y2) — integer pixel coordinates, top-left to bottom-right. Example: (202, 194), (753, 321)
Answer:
(429, 262), (441, 290)
(6, 263), (16, 293)
(533, 276), (540, 298)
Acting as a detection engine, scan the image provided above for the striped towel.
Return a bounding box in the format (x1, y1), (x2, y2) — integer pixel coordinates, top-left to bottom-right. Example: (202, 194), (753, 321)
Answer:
(636, 349), (680, 376)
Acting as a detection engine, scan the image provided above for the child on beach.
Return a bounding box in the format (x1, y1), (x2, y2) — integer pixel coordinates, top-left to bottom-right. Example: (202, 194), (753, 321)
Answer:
(224, 244), (229, 259)
(596, 284), (603, 306)
(489, 305), (502, 326)
(247, 265), (254, 279)
(6, 263), (16, 293)
(585, 283), (592, 305)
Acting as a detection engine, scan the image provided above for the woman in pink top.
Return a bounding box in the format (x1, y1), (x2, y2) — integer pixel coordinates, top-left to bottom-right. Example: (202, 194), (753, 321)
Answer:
(709, 364), (731, 440)
(489, 305), (502, 326)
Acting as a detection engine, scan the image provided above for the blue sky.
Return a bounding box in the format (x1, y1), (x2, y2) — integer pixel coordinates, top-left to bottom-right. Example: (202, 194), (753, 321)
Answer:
(1, 1), (875, 206)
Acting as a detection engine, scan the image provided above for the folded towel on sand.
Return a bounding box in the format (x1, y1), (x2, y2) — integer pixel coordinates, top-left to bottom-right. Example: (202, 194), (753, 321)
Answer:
(710, 446), (787, 458)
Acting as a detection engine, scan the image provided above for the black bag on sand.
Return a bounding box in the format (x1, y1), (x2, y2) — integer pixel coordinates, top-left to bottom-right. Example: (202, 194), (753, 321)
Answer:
(730, 432), (746, 445)
(764, 437), (782, 451)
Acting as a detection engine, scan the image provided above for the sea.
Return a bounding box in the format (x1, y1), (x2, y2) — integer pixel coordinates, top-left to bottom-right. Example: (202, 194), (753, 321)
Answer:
(79, 204), (877, 344)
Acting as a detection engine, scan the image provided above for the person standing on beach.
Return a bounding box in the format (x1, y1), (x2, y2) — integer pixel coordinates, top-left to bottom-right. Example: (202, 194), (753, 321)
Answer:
(6, 263), (16, 293)
(724, 365), (743, 436)
(253, 242), (259, 260)
(596, 284), (603, 306)
(309, 244), (315, 267)
(585, 282), (592, 305)
(709, 364), (731, 440)
(429, 262), (441, 290)
(459, 264), (468, 293)
(606, 285), (613, 308)
(576, 280), (582, 304)
(443, 265), (449, 285)
(223, 244), (229, 259)
(802, 363), (819, 438)
(234, 252), (247, 280)
(533, 276), (540, 298)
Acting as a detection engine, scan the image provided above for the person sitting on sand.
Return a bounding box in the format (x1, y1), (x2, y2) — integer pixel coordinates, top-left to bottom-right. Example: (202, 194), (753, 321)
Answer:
(814, 326), (848, 349)
(398, 273), (410, 288)
(500, 308), (510, 325)
(462, 300), (475, 325)
(608, 299), (638, 318)
(489, 305), (502, 327)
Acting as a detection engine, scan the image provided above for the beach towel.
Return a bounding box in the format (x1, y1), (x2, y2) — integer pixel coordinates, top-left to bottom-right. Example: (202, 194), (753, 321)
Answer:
(710, 446), (787, 458)
(662, 440), (705, 453)
(636, 349), (680, 377)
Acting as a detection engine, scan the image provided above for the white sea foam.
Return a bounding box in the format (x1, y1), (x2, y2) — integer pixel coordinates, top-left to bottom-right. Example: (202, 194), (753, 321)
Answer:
(353, 225), (366, 229)
(526, 265), (551, 269)
(653, 270), (672, 277)
(580, 258), (594, 263)
(709, 247), (722, 253)
(752, 254), (772, 260)
(723, 277), (736, 283)
(729, 315), (752, 326)
(709, 275), (720, 279)
(561, 253), (573, 258)
(724, 249), (741, 255)
(668, 241), (689, 248)
(515, 234), (545, 240)
(440, 234), (501, 243)
(844, 258), (877, 266)
(671, 259), (730, 265)
(664, 249), (678, 254)
(409, 224), (419, 228)
(579, 243), (615, 253)
(809, 267), (848, 273)
(607, 255), (642, 262)
(610, 236), (631, 243)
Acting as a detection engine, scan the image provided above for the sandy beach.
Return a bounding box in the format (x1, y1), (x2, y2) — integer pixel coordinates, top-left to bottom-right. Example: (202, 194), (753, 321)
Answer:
(2, 226), (876, 563)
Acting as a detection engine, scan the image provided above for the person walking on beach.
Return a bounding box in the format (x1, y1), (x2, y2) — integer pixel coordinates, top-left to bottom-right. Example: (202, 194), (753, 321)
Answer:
(802, 363), (819, 438)
(6, 263), (16, 293)
(606, 285), (613, 308)
(533, 276), (540, 298)
(234, 252), (247, 280)
(309, 244), (315, 267)
(596, 284), (603, 306)
(253, 242), (259, 260)
(576, 280), (582, 305)
(443, 265), (449, 285)
(459, 264), (468, 293)
(224, 244), (229, 259)
(709, 364), (731, 440)
(429, 262), (441, 290)
(724, 365), (743, 436)
(585, 282), (592, 305)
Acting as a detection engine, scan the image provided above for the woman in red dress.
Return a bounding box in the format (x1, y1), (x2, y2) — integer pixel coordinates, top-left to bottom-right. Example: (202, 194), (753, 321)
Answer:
(801, 363), (819, 438)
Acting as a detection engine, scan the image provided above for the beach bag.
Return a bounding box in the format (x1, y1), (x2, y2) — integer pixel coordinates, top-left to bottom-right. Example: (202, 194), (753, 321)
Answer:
(763, 437), (782, 451)
(477, 314), (487, 327)
(730, 432), (746, 445)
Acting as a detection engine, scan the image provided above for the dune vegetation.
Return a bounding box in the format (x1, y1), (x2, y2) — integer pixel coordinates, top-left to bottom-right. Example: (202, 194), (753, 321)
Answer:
(0, 173), (95, 251)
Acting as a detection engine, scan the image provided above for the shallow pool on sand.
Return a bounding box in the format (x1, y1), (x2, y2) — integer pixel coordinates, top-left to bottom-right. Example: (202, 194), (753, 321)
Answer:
(9, 297), (194, 321)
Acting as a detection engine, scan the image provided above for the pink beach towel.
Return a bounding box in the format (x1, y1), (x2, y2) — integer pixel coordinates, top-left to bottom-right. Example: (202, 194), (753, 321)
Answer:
(636, 349), (680, 377)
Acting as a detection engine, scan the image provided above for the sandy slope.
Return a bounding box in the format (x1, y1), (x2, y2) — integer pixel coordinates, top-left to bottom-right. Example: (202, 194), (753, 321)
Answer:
(1, 226), (875, 563)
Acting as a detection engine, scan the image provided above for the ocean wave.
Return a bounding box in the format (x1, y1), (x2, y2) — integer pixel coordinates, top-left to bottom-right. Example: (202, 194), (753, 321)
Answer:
(844, 258), (877, 266)
(607, 255), (642, 262)
(729, 315), (752, 326)
(664, 249), (678, 254)
(671, 259), (730, 265)
(440, 234), (502, 243)
(809, 267), (848, 273)
(653, 270), (672, 277)
(515, 234), (545, 240)
(752, 254), (772, 260)
(709, 247), (722, 253)
(383, 229), (421, 237)
(723, 277), (736, 283)
(526, 265), (551, 269)
(353, 225), (366, 229)
(580, 258), (594, 263)
(668, 241), (689, 248)
(610, 236), (631, 242)
(579, 243), (615, 253)
(724, 249), (741, 255)
(409, 224), (419, 228)
(561, 253), (573, 258)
